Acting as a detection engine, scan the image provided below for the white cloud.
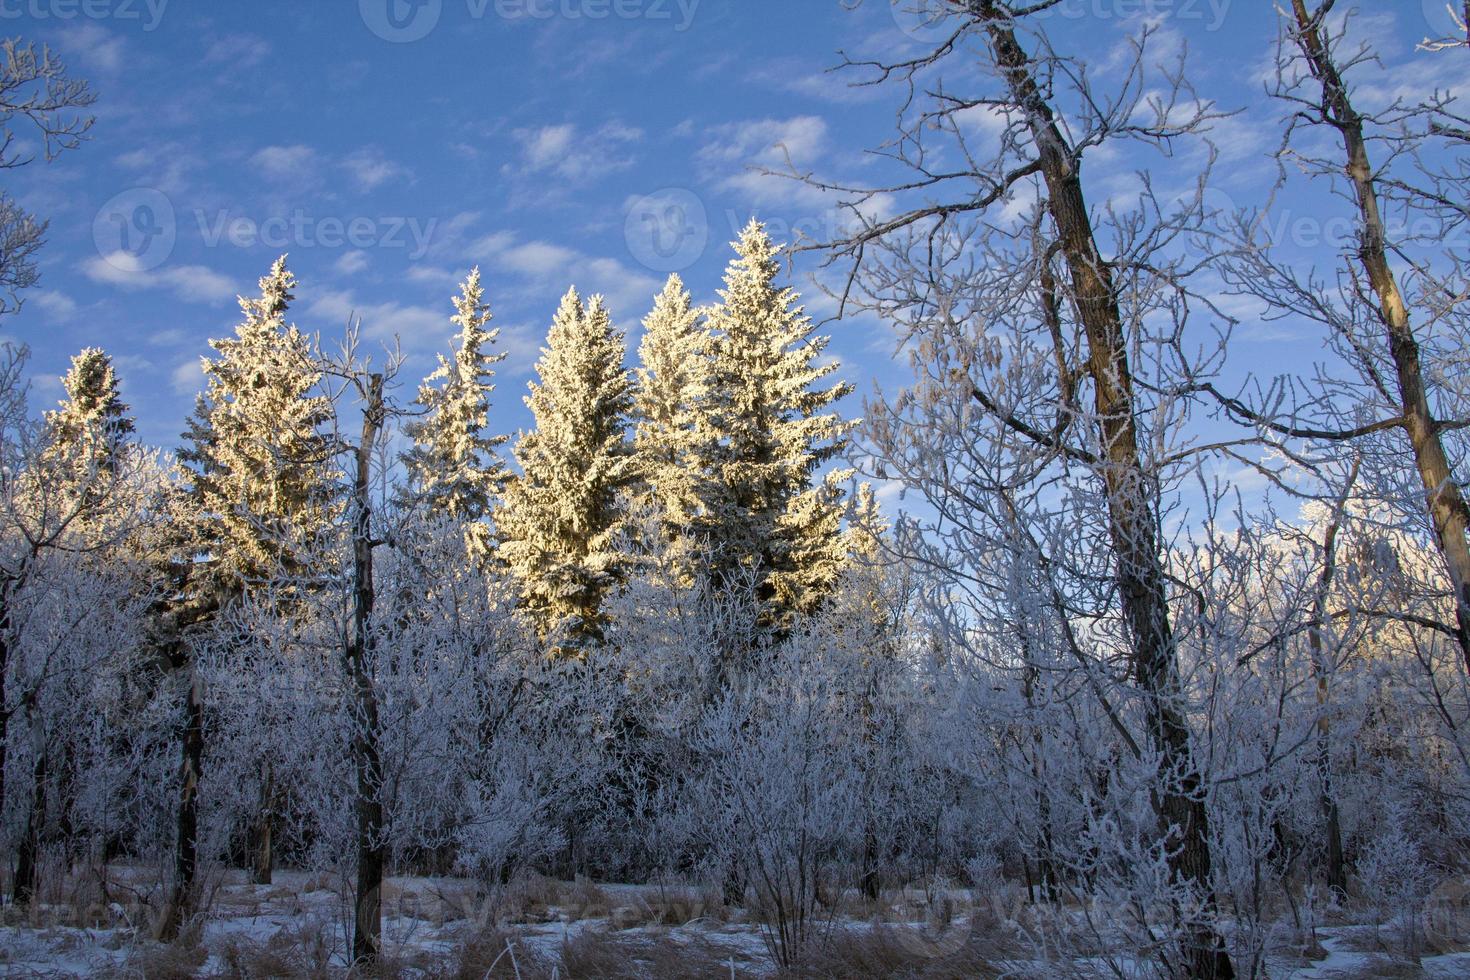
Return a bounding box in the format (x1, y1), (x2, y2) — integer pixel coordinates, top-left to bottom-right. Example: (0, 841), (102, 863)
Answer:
(474, 233), (660, 322)
(171, 358), (204, 396)
(62, 23), (126, 75)
(493, 321), (549, 376)
(406, 264), (459, 285)
(699, 116), (834, 207)
(700, 116), (829, 169)
(251, 144), (321, 185)
(743, 58), (881, 105)
(31, 290), (78, 321)
(335, 250), (371, 276)
(82, 254), (236, 304)
(305, 288), (445, 354)
(520, 123), (576, 169)
(117, 142), (201, 196)
(497, 240), (579, 279)
(509, 122), (643, 181)
(342, 147), (410, 192)
(204, 34), (271, 68)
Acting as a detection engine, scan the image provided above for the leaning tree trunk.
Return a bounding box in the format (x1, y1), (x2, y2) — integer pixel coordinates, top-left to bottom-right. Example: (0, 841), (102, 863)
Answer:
(974, 4), (1234, 974)
(348, 374), (386, 968)
(1290, 0), (1470, 676)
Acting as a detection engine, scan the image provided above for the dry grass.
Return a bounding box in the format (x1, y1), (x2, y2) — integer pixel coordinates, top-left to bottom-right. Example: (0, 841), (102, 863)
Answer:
(435, 925), (762, 979)
(780, 924), (1012, 979)
(440, 928), (556, 979)
(560, 876), (611, 921)
(558, 929), (757, 978)
(216, 919), (337, 978)
(119, 921), (209, 980)
(612, 883), (729, 929)
(0, 857), (154, 931)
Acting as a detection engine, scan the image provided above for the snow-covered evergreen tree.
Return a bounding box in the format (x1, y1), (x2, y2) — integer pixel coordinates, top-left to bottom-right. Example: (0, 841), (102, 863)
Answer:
(694, 220), (854, 630)
(44, 347), (135, 477)
(633, 274), (709, 561)
(497, 287), (634, 650)
(38, 347), (137, 520)
(400, 268), (509, 560)
(179, 256), (336, 591)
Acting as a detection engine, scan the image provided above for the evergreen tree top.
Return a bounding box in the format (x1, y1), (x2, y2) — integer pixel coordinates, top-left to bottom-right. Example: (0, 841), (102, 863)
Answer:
(49, 347), (134, 439)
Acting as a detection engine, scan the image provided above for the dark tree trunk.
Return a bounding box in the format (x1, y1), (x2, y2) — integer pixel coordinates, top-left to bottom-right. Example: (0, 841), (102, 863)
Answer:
(348, 374), (386, 968)
(252, 766), (274, 886)
(159, 663), (204, 942)
(1309, 462), (1356, 898)
(0, 592), (14, 844)
(974, 5), (1234, 974)
(13, 744), (47, 905)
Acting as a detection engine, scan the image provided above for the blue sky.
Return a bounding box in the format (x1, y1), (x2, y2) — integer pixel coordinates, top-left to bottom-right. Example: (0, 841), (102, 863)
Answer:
(3, 0), (1464, 491)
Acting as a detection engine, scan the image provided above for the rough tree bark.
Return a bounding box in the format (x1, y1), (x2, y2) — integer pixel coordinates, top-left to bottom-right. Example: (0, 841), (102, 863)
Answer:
(1308, 460), (1357, 898)
(252, 765), (274, 886)
(971, 4), (1234, 974)
(12, 738), (46, 904)
(348, 373), (386, 967)
(156, 585), (214, 944)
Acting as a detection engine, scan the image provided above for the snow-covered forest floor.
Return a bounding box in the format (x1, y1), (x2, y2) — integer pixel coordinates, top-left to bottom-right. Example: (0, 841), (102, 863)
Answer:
(3, 867), (1470, 978)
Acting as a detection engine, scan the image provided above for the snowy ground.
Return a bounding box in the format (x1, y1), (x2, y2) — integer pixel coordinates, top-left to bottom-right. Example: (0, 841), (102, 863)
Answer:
(3, 869), (1470, 977)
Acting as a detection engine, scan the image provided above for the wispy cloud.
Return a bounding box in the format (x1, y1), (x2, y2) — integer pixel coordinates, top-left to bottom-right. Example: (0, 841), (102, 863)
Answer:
(251, 144), (321, 186)
(82, 254), (236, 305)
(60, 23), (127, 75)
(203, 34), (272, 69)
(698, 116), (834, 207)
(507, 122), (643, 182)
(31, 290), (79, 321)
(342, 147), (411, 192)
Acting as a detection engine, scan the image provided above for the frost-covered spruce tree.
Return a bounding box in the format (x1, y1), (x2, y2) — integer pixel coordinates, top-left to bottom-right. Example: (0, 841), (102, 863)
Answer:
(400, 268), (509, 560)
(44, 348), (135, 474)
(497, 287), (634, 650)
(633, 274), (709, 559)
(179, 255), (336, 592)
(696, 220), (853, 631)
(39, 347), (137, 515)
